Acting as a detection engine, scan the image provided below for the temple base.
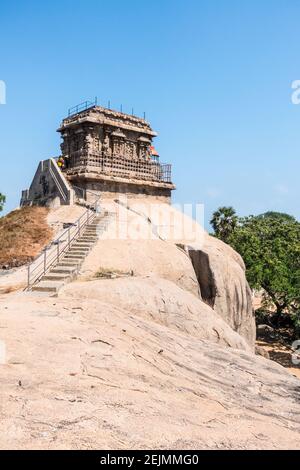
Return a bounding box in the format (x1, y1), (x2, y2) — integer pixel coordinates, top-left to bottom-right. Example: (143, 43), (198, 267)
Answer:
(67, 171), (176, 204)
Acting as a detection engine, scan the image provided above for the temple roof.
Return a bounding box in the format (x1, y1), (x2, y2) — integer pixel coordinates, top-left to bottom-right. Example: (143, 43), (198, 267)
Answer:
(58, 106), (157, 137)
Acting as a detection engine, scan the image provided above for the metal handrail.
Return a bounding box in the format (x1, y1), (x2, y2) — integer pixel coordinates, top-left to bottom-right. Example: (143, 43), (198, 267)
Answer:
(68, 98), (98, 117)
(26, 194), (101, 290)
(72, 185), (101, 208)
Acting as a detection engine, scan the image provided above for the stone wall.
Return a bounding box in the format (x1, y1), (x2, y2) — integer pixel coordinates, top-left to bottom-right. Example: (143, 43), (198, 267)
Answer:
(21, 159), (74, 207)
(68, 177), (172, 204)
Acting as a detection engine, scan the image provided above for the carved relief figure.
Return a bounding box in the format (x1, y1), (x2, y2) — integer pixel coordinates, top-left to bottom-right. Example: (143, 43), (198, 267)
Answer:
(102, 134), (112, 157)
(113, 139), (124, 157)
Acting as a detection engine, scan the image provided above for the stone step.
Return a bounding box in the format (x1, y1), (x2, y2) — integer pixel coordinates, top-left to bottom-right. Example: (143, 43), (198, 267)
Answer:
(78, 233), (98, 238)
(64, 254), (86, 260)
(63, 253), (86, 258)
(71, 246), (91, 251)
(66, 253), (88, 259)
(77, 235), (97, 239)
(68, 246), (90, 252)
(83, 234), (98, 238)
(43, 273), (72, 282)
(83, 231), (98, 236)
(73, 244), (93, 250)
(70, 242), (91, 250)
(55, 263), (80, 270)
(72, 242), (92, 247)
(68, 247), (90, 253)
(32, 281), (64, 293)
(64, 251), (89, 258)
(51, 265), (78, 273)
(73, 242), (93, 247)
(28, 213), (113, 294)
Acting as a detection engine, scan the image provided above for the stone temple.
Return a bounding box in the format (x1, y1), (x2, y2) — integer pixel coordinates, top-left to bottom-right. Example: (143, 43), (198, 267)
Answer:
(21, 101), (175, 207)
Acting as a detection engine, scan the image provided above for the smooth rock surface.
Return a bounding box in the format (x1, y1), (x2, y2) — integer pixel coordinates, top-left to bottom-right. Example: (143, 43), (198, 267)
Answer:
(0, 286), (299, 450)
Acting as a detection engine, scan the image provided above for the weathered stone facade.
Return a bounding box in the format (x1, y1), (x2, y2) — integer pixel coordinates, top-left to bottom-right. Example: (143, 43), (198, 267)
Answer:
(58, 106), (175, 201)
(59, 107), (156, 161)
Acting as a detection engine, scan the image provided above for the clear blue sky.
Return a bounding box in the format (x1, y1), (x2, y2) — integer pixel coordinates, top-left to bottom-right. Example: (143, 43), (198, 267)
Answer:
(1, 0), (300, 227)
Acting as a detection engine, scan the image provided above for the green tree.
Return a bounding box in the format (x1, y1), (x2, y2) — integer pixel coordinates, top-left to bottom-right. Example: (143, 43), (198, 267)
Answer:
(210, 206), (238, 242)
(257, 211), (296, 222)
(228, 214), (300, 325)
(0, 193), (5, 212)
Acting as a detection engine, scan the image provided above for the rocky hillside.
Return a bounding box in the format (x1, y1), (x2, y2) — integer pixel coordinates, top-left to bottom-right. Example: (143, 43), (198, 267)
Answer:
(0, 200), (299, 449)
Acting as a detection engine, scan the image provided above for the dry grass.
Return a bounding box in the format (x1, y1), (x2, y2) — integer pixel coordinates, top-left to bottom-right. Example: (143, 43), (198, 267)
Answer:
(95, 268), (134, 279)
(0, 207), (53, 268)
(0, 283), (27, 294)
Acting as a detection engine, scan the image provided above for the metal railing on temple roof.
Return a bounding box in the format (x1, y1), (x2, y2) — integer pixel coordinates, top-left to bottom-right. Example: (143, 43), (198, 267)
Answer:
(67, 98), (147, 120)
(68, 98), (98, 117)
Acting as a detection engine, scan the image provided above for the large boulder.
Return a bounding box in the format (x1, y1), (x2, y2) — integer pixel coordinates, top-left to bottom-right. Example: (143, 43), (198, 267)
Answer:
(191, 234), (256, 348)
(62, 276), (250, 351)
(90, 200), (256, 348)
(79, 201), (200, 297)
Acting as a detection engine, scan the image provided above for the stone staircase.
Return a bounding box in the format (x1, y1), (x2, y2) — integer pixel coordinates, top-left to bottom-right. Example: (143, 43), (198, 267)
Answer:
(31, 212), (112, 295)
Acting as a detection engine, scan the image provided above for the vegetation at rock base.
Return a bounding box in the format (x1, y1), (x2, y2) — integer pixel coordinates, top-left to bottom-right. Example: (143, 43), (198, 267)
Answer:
(211, 208), (300, 332)
(0, 206), (53, 268)
(0, 193), (6, 212)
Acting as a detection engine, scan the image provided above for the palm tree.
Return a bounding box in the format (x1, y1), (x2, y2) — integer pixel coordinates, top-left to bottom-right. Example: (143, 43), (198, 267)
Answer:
(210, 206), (238, 242)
